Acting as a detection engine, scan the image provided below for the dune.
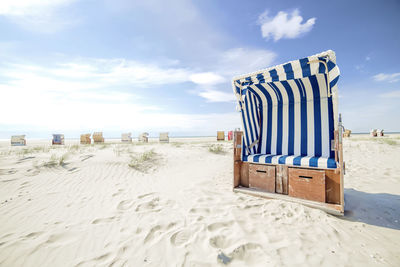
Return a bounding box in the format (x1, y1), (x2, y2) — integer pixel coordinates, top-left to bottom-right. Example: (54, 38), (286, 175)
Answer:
(0, 136), (399, 266)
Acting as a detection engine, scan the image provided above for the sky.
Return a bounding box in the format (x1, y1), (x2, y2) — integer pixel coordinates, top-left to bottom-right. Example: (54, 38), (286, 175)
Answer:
(0, 0), (399, 138)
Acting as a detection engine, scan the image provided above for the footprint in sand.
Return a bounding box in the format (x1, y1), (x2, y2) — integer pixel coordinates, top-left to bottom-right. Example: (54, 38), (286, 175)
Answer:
(138, 192), (155, 199)
(0, 168), (17, 175)
(189, 207), (210, 214)
(209, 235), (229, 249)
(207, 221), (234, 232)
(112, 189), (124, 197)
(92, 216), (117, 224)
(135, 197), (162, 212)
(117, 199), (135, 211)
(143, 225), (162, 244)
(170, 229), (192, 246)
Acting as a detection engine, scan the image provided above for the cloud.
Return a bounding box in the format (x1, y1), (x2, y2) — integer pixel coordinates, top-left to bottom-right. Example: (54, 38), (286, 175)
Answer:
(189, 72), (225, 85)
(379, 90), (400, 98)
(0, 0), (78, 33)
(258, 9), (316, 41)
(373, 72), (400, 83)
(197, 89), (236, 103)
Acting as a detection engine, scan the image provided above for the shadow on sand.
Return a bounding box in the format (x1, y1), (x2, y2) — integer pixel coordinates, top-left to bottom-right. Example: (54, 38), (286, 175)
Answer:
(343, 188), (400, 230)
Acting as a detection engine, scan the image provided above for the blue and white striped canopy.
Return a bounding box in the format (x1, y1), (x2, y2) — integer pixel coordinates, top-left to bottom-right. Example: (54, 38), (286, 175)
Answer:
(232, 50), (340, 169)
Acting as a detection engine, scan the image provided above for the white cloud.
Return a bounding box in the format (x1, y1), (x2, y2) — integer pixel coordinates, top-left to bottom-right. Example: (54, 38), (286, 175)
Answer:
(379, 90), (400, 98)
(189, 72), (225, 85)
(0, 0), (78, 33)
(197, 89), (236, 103)
(258, 9), (316, 41)
(373, 72), (400, 83)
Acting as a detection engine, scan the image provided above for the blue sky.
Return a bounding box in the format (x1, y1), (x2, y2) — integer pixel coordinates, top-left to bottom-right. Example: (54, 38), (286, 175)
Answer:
(0, 0), (399, 138)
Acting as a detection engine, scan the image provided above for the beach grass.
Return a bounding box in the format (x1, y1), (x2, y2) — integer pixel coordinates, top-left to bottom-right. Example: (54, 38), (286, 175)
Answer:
(128, 149), (158, 171)
(208, 144), (225, 154)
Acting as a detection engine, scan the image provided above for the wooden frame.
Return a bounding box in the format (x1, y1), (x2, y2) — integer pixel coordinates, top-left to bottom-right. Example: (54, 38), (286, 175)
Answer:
(233, 129), (344, 216)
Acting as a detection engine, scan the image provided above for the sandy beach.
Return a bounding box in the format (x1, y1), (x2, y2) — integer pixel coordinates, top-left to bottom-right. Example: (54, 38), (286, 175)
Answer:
(0, 135), (399, 266)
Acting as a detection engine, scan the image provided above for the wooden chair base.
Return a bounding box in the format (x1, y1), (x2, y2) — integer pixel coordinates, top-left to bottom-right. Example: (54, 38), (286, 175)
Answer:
(233, 131), (344, 216)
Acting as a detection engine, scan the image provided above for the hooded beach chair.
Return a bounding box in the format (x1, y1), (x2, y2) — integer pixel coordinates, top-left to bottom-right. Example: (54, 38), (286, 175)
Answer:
(217, 131), (225, 141)
(52, 134), (65, 145)
(159, 132), (169, 143)
(121, 133), (132, 143)
(138, 132), (149, 142)
(232, 50), (344, 215)
(343, 129), (351, 138)
(228, 131), (233, 141)
(93, 132), (104, 143)
(11, 135), (26, 146)
(377, 129), (384, 137)
(370, 129), (377, 137)
(80, 134), (91, 144)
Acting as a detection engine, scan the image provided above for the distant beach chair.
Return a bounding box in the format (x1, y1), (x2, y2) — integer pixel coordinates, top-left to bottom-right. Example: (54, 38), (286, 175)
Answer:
(159, 132), (169, 143)
(370, 129), (377, 137)
(52, 134), (65, 145)
(228, 131), (233, 141)
(377, 129), (384, 137)
(232, 50), (344, 215)
(11, 135), (26, 146)
(139, 132), (149, 142)
(343, 129), (351, 138)
(217, 131), (225, 141)
(93, 132), (104, 143)
(121, 133), (132, 143)
(80, 134), (91, 144)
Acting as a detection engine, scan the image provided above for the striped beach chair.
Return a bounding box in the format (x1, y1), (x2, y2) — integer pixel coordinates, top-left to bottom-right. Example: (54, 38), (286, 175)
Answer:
(52, 134), (65, 145)
(232, 50), (344, 215)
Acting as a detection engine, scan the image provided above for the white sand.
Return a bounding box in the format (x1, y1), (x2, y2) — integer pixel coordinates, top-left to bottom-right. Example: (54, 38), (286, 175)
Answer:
(0, 136), (399, 266)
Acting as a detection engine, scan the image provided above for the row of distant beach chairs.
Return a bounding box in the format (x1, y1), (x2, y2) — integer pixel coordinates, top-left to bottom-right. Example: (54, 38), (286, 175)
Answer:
(78, 132), (161, 144)
(10, 131), (235, 146)
(9, 132), (169, 146)
(370, 129), (384, 137)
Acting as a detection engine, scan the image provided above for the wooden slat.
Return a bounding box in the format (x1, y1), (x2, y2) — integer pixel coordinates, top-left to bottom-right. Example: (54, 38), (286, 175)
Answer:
(240, 162), (249, 187)
(249, 164), (275, 193)
(233, 161), (241, 188)
(276, 165), (288, 195)
(288, 168), (326, 202)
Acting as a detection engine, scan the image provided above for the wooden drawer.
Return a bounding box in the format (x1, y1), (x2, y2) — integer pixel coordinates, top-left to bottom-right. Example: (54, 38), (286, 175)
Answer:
(288, 168), (326, 202)
(249, 164), (275, 193)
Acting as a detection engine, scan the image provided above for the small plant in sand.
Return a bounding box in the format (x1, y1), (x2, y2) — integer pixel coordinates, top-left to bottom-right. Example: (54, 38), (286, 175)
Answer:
(58, 153), (69, 166)
(378, 139), (398, 146)
(42, 153), (69, 167)
(208, 144), (225, 154)
(69, 144), (80, 152)
(171, 142), (183, 147)
(43, 154), (58, 167)
(128, 149), (158, 171)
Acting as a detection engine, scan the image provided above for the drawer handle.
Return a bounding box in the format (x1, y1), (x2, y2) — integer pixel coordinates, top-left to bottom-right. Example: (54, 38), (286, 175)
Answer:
(256, 170), (266, 173)
(299, 175), (312, 179)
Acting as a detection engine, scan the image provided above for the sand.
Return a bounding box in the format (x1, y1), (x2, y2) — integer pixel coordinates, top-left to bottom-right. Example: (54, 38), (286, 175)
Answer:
(0, 135), (399, 266)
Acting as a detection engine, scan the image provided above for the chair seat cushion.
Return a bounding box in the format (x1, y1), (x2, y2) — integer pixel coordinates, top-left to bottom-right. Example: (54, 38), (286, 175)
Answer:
(243, 154), (337, 169)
